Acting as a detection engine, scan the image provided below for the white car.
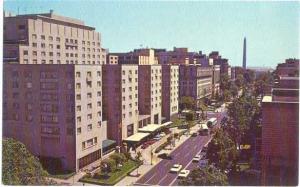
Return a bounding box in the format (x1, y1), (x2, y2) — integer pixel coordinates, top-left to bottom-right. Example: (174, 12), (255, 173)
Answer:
(192, 155), (201, 162)
(178, 169), (190, 178)
(170, 164), (183, 173)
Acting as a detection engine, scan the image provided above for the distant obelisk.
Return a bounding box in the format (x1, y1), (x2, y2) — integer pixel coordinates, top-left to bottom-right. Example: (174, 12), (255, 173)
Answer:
(243, 37), (246, 69)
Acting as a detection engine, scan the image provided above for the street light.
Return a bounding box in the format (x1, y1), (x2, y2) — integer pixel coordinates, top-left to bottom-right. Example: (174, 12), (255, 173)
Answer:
(150, 144), (153, 165)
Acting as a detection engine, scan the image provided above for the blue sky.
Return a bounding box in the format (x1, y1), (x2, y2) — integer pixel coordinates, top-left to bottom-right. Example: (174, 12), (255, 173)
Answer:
(4, 0), (299, 68)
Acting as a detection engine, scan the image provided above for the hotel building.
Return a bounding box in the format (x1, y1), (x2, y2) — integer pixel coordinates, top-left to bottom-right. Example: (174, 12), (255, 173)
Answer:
(161, 65), (179, 122)
(3, 64), (107, 172)
(138, 65), (162, 124)
(102, 65), (139, 145)
(4, 11), (107, 65)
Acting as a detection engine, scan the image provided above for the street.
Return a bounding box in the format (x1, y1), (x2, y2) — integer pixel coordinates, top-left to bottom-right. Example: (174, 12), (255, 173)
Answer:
(135, 110), (226, 186)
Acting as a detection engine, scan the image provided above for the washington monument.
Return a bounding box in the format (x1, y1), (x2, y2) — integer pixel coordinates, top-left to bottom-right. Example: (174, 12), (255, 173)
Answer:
(243, 37), (246, 68)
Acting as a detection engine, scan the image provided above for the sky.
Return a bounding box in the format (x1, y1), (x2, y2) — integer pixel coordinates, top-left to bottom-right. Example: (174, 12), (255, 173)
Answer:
(3, 0), (300, 68)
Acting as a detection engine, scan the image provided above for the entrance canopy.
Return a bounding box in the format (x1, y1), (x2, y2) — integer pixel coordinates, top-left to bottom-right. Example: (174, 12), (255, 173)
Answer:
(138, 124), (164, 133)
(123, 132), (150, 142)
(161, 121), (173, 127)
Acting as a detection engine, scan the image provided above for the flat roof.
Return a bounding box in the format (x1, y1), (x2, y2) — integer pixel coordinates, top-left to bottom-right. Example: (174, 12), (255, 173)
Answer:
(262, 96), (272, 103)
(138, 124), (162, 132)
(123, 132), (150, 142)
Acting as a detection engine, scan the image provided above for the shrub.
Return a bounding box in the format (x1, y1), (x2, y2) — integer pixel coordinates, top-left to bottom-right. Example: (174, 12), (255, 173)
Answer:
(123, 152), (132, 161)
(154, 142), (169, 153)
(186, 112), (195, 121)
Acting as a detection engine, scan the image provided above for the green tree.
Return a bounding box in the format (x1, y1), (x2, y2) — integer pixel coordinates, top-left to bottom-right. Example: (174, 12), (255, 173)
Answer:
(230, 83), (239, 98)
(206, 129), (238, 171)
(180, 96), (195, 110)
(178, 166), (228, 186)
(110, 153), (125, 169)
(220, 74), (231, 91)
(2, 138), (52, 185)
(135, 151), (143, 175)
(223, 89), (231, 102)
(235, 74), (245, 88)
(185, 112), (195, 121)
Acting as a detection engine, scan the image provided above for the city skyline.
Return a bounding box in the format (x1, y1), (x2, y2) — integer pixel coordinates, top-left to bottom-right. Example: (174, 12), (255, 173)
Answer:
(4, 0), (299, 68)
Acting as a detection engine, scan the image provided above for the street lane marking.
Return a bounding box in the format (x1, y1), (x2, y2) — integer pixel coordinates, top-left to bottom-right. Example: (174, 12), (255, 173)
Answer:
(144, 173), (157, 184)
(157, 174), (169, 185)
(170, 136), (214, 186)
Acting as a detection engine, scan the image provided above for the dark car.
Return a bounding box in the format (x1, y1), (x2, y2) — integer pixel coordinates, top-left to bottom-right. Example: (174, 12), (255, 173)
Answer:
(158, 153), (172, 160)
(192, 132), (198, 137)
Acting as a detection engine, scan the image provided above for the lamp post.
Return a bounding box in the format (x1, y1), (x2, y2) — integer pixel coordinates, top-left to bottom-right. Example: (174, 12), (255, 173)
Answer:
(150, 145), (153, 165)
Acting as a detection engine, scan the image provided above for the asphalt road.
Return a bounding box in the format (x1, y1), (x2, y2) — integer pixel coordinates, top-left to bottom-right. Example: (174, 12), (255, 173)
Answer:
(135, 110), (226, 186)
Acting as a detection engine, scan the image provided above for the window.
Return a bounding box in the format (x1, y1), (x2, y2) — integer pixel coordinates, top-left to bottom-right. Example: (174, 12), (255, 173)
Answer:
(97, 121), (101, 127)
(49, 44), (53, 49)
(57, 52), (61, 57)
(57, 45), (60, 49)
(49, 36), (53, 41)
(18, 25), (25, 30)
(32, 34), (37, 39)
(24, 59), (28, 64)
(97, 71), (101, 77)
(23, 50), (28, 55)
(87, 124), (92, 131)
(97, 91), (101, 97)
(76, 94), (81, 100)
(77, 106), (81, 111)
(97, 101), (101, 106)
(49, 52), (53, 56)
(33, 51), (37, 56)
(82, 142), (85, 149)
(97, 81), (101, 87)
(26, 82), (32, 88)
(87, 114), (92, 119)
(77, 116), (81, 123)
(56, 37), (60, 41)
(32, 43), (37, 47)
(87, 93), (92, 98)
(76, 83), (81, 89)
(41, 35), (45, 40)
(77, 128), (82, 134)
(76, 72), (81, 77)
(87, 103), (92, 109)
(94, 137), (97, 144)
(41, 43), (45, 48)
(41, 51), (46, 56)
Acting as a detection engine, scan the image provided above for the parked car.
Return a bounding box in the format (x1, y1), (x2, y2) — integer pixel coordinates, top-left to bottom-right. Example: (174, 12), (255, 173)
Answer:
(202, 146), (208, 152)
(153, 134), (161, 140)
(170, 164), (183, 173)
(199, 159), (209, 168)
(192, 155), (202, 162)
(157, 153), (172, 160)
(192, 132), (198, 137)
(178, 169), (190, 178)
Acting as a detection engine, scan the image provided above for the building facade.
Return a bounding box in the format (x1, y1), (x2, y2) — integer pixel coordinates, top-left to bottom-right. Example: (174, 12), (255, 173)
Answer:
(3, 64), (107, 172)
(138, 65), (162, 124)
(261, 76), (299, 185)
(102, 65), (139, 145)
(179, 65), (212, 108)
(161, 65), (179, 122)
(4, 11), (106, 65)
(110, 48), (158, 65)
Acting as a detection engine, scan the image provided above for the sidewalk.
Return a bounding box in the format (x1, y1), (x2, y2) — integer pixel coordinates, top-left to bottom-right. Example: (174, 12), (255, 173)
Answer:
(115, 125), (201, 186)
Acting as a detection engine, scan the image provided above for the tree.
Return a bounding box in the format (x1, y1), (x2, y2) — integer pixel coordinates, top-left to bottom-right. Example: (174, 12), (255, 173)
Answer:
(230, 83), (239, 98)
(135, 151), (143, 175)
(235, 74), (245, 88)
(206, 129), (238, 171)
(180, 96), (195, 110)
(110, 153), (125, 169)
(100, 160), (110, 176)
(223, 90), (231, 102)
(2, 138), (51, 185)
(220, 74), (231, 91)
(178, 166), (228, 186)
(185, 112), (195, 121)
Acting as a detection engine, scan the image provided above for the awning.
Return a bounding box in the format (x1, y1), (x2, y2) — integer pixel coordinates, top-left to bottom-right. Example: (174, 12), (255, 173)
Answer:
(102, 139), (116, 148)
(161, 121), (173, 126)
(123, 132), (150, 142)
(138, 124), (162, 133)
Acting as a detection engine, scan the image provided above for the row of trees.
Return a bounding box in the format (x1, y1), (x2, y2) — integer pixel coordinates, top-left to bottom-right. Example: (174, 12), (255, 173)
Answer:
(2, 138), (55, 185)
